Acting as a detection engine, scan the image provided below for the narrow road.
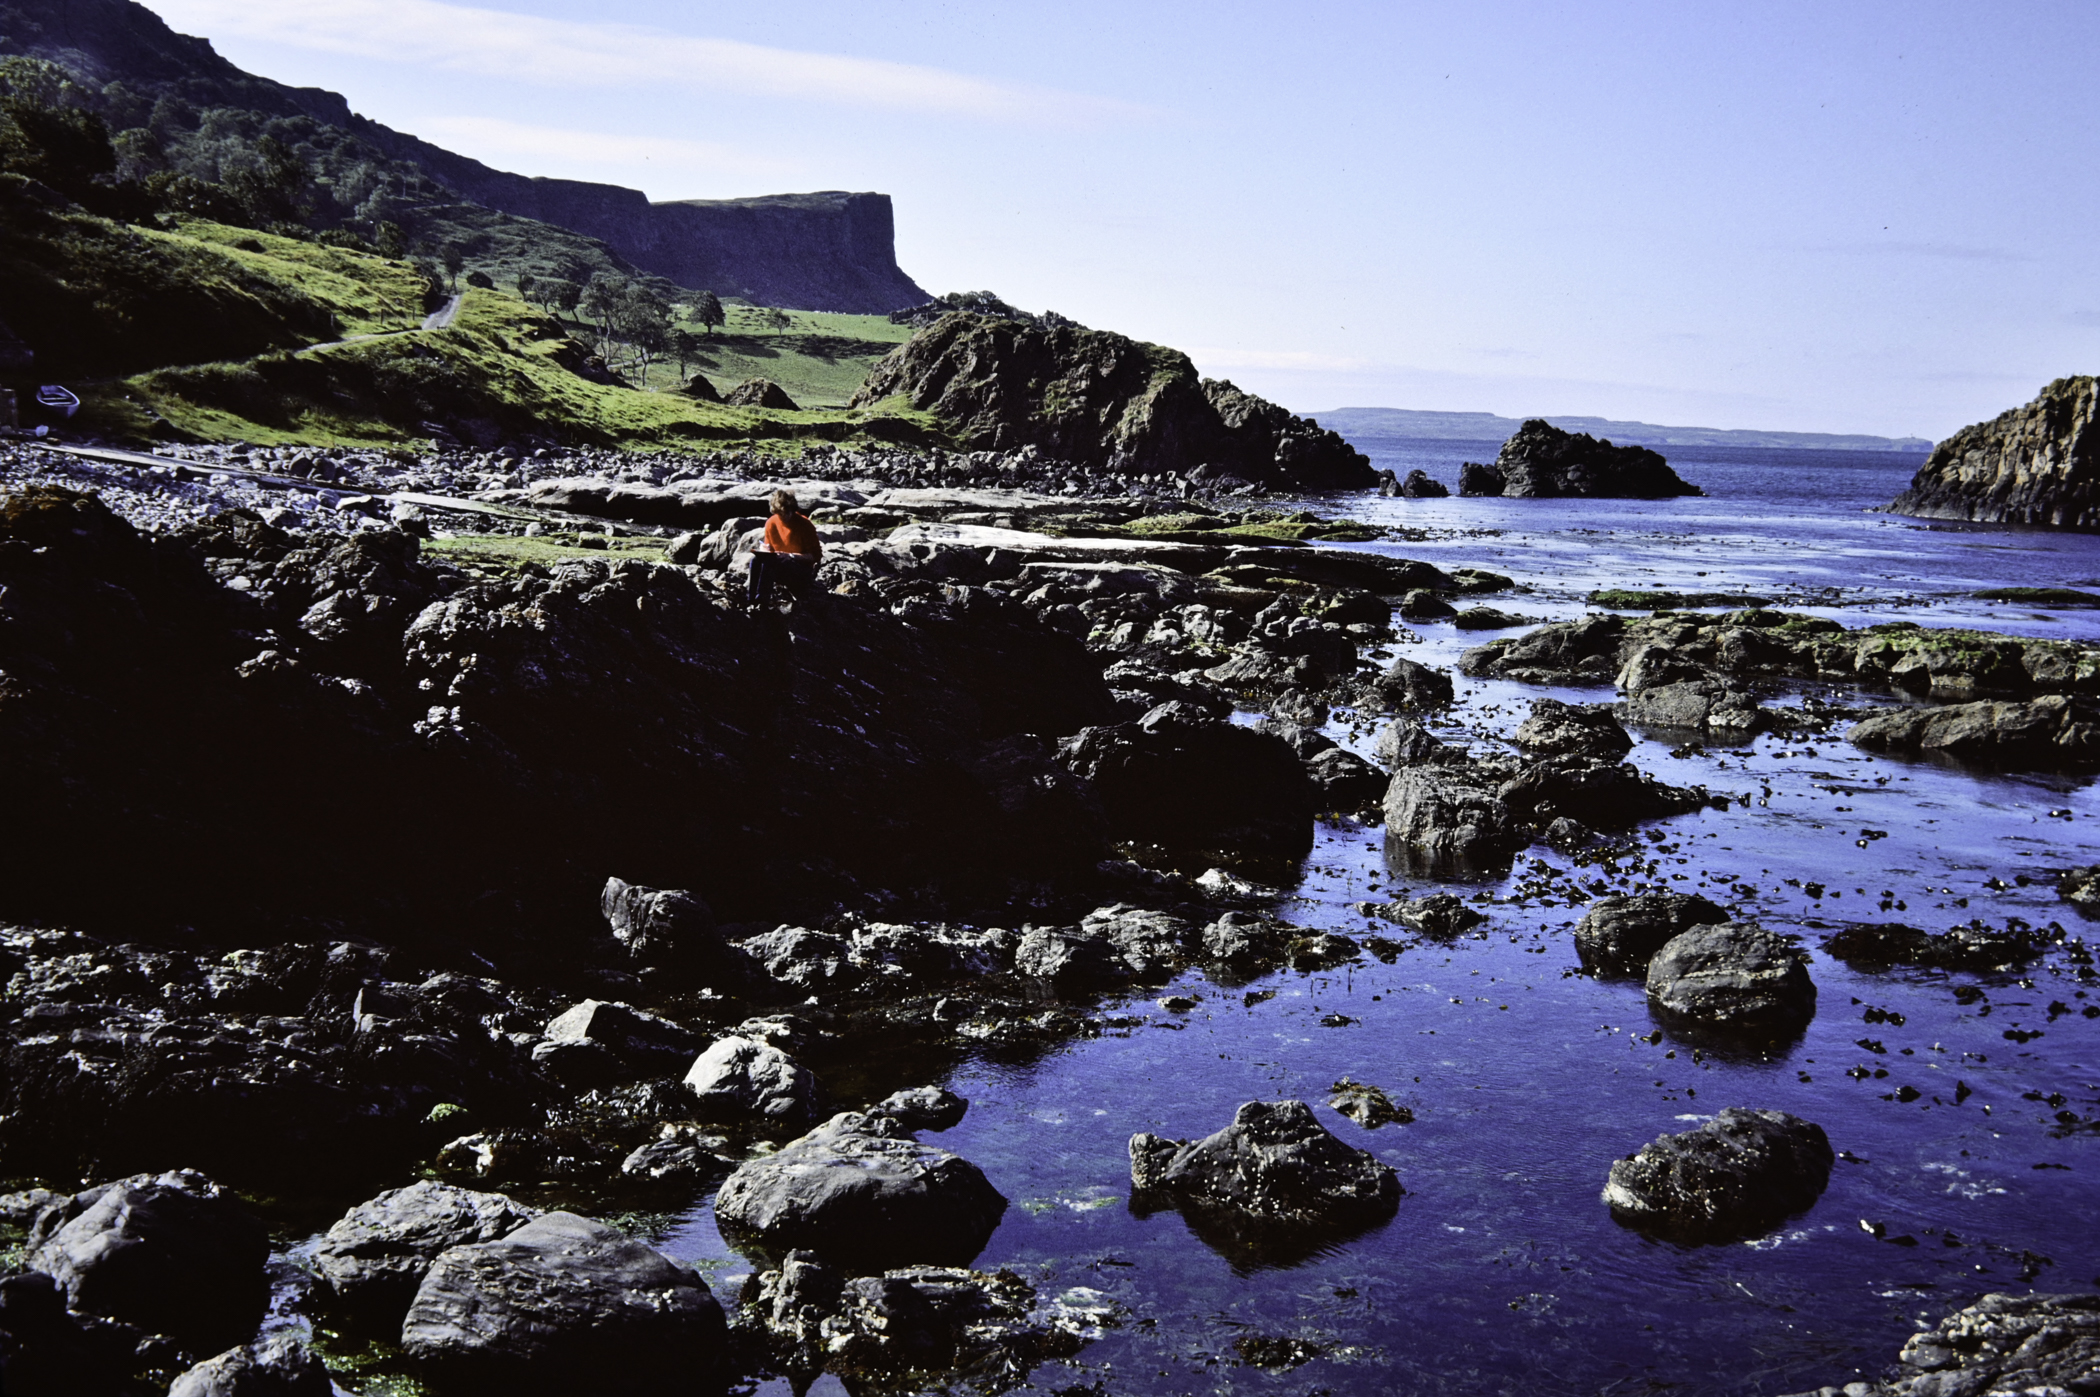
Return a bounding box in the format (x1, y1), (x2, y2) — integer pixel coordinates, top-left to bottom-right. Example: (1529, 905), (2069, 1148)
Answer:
(422, 294), (463, 331)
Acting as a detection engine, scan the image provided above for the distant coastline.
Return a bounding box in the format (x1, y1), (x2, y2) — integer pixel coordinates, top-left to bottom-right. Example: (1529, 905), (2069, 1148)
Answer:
(1311, 406), (1932, 453)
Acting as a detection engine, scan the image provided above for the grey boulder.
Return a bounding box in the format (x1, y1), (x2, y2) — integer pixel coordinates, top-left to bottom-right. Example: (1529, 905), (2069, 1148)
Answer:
(312, 1180), (538, 1322)
(1782, 1292), (2100, 1397)
(873, 1086), (969, 1133)
(683, 1034), (818, 1125)
(1603, 1108), (1833, 1242)
(1383, 765), (1527, 875)
(27, 1169), (268, 1353)
(401, 1211), (725, 1394)
(713, 1111), (1008, 1271)
(532, 999), (698, 1086)
(1573, 893), (1731, 976)
(166, 1336), (333, 1397)
(1848, 694), (2099, 768)
(1013, 926), (1130, 989)
(1646, 923), (1816, 1031)
(1512, 698), (1634, 758)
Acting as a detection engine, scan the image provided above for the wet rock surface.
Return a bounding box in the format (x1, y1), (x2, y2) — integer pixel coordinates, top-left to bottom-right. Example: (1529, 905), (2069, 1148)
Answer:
(1786, 1293), (2100, 1397)
(1130, 1100), (1400, 1262)
(165, 1336), (333, 1397)
(713, 1112), (1009, 1271)
(1848, 694), (2100, 766)
(1573, 893), (1732, 976)
(1603, 1109), (1833, 1242)
(400, 1211), (726, 1393)
(1461, 420), (1701, 498)
(312, 1181), (539, 1324)
(1646, 923), (1817, 1032)
(26, 1170), (269, 1355)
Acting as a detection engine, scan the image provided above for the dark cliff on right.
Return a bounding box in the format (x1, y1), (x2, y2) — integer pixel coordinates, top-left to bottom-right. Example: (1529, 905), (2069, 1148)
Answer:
(1884, 376), (2099, 530)
(1459, 420), (1702, 498)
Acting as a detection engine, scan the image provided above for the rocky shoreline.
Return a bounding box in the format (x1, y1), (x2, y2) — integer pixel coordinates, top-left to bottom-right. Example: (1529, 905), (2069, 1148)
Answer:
(2, 440), (2096, 1396)
(1885, 376), (2099, 530)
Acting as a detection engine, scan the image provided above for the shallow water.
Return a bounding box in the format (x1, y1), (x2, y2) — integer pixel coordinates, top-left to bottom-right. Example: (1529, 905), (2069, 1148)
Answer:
(303, 440), (2100, 1396)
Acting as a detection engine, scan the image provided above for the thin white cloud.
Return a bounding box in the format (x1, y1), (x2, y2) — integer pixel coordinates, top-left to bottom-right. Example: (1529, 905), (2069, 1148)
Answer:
(418, 115), (792, 181)
(140, 0), (1142, 126)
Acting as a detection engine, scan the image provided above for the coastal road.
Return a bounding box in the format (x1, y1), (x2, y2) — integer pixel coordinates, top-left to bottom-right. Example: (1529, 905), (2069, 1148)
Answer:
(421, 294), (463, 331)
(294, 294), (467, 357)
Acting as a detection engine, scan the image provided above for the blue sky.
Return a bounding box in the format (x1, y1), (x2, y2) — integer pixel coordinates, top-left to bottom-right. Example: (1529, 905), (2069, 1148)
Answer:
(138, 0), (2100, 437)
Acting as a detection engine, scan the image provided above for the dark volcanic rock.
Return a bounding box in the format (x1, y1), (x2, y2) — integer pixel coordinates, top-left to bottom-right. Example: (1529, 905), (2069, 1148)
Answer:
(2063, 864), (2100, 915)
(1382, 765), (1528, 875)
(166, 1337), (333, 1397)
(313, 1181), (539, 1325)
(1847, 694), (2100, 767)
(1373, 715), (1466, 767)
(1495, 756), (1709, 830)
(1783, 1292), (2100, 1397)
(1472, 420), (1701, 498)
(1621, 678), (1768, 735)
(401, 1211), (726, 1394)
(1057, 701), (1316, 861)
(1885, 376), (2099, 529)
(1512, 698), (1634, 758)
(1603, 1108), (1833, 1242)
(1461, 613), (1626, 684)
(850, 313), (1377, 490)
(713, 1111), (1008, 1271)
(28, 1170), (268, 1354)
(872, 1086), (969, 1133)
(1129, 1100), (1399, 1262)
(532, 999), (698, 1085)
(1573, 893), (1731, 976)
(1818, 920), (2045, 972)
(1399, 469), (1449, 498)
(1366, 655), (1455, 709)
(598, 877), (722, 972)
(1646, 923), (1816, 1032)
(1304, 746), (1387, 812)
(0, 1269), (156, 1397)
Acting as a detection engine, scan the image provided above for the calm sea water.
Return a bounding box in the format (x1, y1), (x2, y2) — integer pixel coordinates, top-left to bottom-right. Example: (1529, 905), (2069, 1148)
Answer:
(335, 440), (2100, 1396)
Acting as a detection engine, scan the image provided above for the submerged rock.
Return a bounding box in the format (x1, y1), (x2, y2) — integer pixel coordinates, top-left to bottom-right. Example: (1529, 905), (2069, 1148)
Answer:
(402, 1211), (726, 1393)
(713, 1112), (1008, 1271)
(1884, 375), (2099, 529)
(872, 1086), (969, 1133)
(1645, 924), (1816, 1032)
(313, 1180), (539, 1324)
(166, 1337), (333, 1397)
(1129, 1100), (1399, 1260)
(1573, 893), (1731, 976)
(1847, 694), (2100, 766)
(27, 1170), (269, 1354)
(1819, 919), (2045, 972)
(2062, 864), (2100, 915)
(1783, 1292), (2100, 1397)
(1603, 1109), (1833, 1242)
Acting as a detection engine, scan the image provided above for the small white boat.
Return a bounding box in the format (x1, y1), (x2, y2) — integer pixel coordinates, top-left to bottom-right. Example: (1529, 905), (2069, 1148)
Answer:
(35, 385), (79, 419)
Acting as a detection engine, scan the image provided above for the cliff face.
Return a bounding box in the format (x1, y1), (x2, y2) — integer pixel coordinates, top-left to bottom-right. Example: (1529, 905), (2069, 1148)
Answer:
(851, 312), (1378, 490)
(1, 0), (929, 311)
(1886, 377), (2099, 530)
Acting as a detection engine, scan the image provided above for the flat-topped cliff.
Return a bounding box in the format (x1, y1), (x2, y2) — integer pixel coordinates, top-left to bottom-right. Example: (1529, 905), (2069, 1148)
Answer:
(1885, 377), (2099, 530)
(0, 0), (929, 311)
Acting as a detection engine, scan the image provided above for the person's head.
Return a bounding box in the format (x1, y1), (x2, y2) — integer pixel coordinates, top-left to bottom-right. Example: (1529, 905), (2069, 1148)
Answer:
(769, 489), (799, 518)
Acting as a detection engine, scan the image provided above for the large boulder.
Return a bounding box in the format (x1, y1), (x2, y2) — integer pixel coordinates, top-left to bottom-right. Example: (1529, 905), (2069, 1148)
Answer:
(1511, 698), (1633, 758)
(1476, 420), (1702, 498)
(1129, 1100), (1399, 1264)
(531, 999), (699, 1086)
(1783, 1293), (2100, 1397)
(1365, 655), (1455, 709)
(400, 1211), (726, 1394)
(724, 377), (799, 410)
(1621, 679), (1768, 735)
(1495, 756), (1709, 830)
(683, 1035), (818, 1125)
(1602, 1109), (1833, 1242)
(713, 1112), (1008, 1271)
(1573, 893), (1731, 976)
(1847, 694), (2100, 767)
(27, 1170), (268, 1354)
(312, 1180), (538, 1324)
(1884, 375), (2100, 528)
(1460, 613), (1627, 684)
(850, 312), (1377, 490)
(1382, 765), (1527, 875)
(166, 1337), (333, 1397)
(1057, 702), (1316, 861)
(1645, 923), (1816, 1032)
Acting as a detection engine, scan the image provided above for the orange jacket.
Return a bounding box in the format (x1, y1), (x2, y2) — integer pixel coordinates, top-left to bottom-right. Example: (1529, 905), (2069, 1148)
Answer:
(765, 512), (820, 559)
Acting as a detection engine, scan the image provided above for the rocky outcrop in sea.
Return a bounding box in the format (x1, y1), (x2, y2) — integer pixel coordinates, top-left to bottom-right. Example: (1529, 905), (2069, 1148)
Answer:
(1885, 375), (2098, 529)
(1459, 419), (1702, 498)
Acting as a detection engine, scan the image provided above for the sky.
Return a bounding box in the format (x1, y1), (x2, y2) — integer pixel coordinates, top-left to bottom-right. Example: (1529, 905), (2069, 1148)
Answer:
(135, 0), (2100, 439)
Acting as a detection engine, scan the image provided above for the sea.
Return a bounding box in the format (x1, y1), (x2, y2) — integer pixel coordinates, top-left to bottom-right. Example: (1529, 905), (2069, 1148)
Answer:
(330, 439), (2100, 1396)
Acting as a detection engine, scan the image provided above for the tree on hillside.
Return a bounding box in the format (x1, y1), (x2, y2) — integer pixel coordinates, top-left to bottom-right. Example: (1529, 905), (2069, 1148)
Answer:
(440, 241), (465, 291)
(759, 307), (793, 331)
(542, 278), (583, 322)
(617, 285), (673, 375)
(669, 328), (698, 381)
(0, 57), (117, 202)
(222, 134), (308, 227)
(373, 220), (408, 259)
(580, 275), (626, 340)
(690, 290), (725, 337)
(515, 272), (539, 304)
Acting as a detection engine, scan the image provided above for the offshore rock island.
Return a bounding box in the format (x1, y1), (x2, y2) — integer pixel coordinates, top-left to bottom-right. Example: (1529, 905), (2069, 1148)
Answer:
(1886, 376), (2099, 530)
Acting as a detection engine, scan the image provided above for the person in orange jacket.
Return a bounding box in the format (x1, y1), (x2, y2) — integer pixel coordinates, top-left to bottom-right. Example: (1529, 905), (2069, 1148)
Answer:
(747, 488), (822, 607)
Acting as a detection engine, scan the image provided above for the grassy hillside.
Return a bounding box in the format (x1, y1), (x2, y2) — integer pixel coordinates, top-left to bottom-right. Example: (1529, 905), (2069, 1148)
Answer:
(642, 303), (912, 408)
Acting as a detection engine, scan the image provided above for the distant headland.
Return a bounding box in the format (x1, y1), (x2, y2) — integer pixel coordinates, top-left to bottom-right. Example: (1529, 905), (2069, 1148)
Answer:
(1312, 406), (1932, 453)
